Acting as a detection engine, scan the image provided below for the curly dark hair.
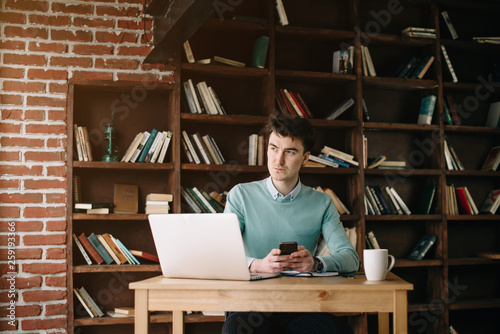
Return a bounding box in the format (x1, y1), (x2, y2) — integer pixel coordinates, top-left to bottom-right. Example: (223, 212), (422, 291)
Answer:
(264, 114), (316, 153)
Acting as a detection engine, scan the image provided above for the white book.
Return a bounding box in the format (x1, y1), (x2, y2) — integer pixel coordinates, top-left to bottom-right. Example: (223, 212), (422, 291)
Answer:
(79, 287), (104, 317)
(192, 132), (212, 164)
(384, 186), (403, 215)
(197, 81), (218, 115)
(73, 234), (92, 265)
(182, 131), (201, 164)
(208, 86), (224, 115)
(74, 124), (84, 161)
(181, 188), (203, 213)
(390, 187), (411, 215)
(447, 143), (464, 171)
(192, 187), (217, 213)
(187, 79), (202, 113)
(109, 235), (133, 265)
(463, 187), (479, 215)
(440, 45), (458, 83)
(364, 195), (375, 215)
(208, 135), (225, 164)
(364, 46), (377, 76)
(283, 89), (303, 117)
(145, 131), (164, 163)
(443, 140), (455, 170)
(321, 145), (355, 162)
(257, 135), (264, 166)
(183, 40), (195, 63)
(361, 45), (368, 76)
(130, 131), (150, 163)
(73, 288), (95, 318)
(157, 131), (172, 163)
(202, 134), (222, 164)
(150, 131), (167, 163)
(275, 0), (289, 26)
(121, 132), (143, 162)
(248, 134), (258, 166)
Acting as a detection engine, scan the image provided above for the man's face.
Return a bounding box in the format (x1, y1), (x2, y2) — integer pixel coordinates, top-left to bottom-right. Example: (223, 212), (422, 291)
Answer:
(267, 132), (310, 184)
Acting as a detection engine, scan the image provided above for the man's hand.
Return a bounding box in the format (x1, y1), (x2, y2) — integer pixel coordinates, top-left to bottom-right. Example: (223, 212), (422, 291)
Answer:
(249, 246), (315, 273)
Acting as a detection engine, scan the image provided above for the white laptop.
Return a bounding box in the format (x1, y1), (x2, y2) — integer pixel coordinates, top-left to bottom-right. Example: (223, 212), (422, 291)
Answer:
(148, 213), (280, 281)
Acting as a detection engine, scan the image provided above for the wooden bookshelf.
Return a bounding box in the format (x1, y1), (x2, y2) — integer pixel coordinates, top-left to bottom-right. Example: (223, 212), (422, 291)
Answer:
(67, 1), (500, 333)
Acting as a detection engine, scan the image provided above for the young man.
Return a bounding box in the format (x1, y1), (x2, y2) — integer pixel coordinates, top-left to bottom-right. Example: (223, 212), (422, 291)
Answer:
(222, 115), (359, 334)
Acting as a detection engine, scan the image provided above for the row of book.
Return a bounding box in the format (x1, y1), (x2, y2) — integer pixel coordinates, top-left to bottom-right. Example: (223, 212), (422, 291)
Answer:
(392, 56), (435, 80)
(73, 232), (158, 265)
(182, 131), (225, 164)
(275, 88), (313, 119)
(308, 145), (359, 168)
(314, 186), (350, 215)
(74, 286), (135, 319)
(248, 133), (265, 166)
(401, 27), (436, 39)
(74, 124), (93, 161)
(183, 79), (227, 115)
(447, 185), (478, 215)
(364, 185), (413, 215)
(121, 129), (172, 163)
(444, 140), (464, 171)
(181, 187), (227, 213)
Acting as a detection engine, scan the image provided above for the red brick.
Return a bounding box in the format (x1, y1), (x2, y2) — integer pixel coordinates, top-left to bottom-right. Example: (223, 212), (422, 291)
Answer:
(22, 317), (67, 331)
(3, 53), (46, 66)
(95, 58), (139, 70)
(22, 290), (66, 303)
(0, 206), (20, 218)
(28, 41), (68, 53)
(0, 320), (18, 331)
(47, 109), (66, 121)
(73, 16), (114, 28)
(52, 2), (93, 14)
(0, 165), (43, 177)
(51, 29), (92, 42)
(0, 248), (42, 260)
(26, 124), (66, 135)
(2, 304), (41, 318)
(46, 165), (66, 177)
(25, 109), (45, 121)
(0, 220), (43, 232)
(46, 247), (65, 259)
(72, 71), (114, 81)
(5, 0), (49, 12)
(0, 40), (25, 50)
(48, 82), (68, 94)
(26, 96), (66, 108)
(4, 26), (48, 39)
(45, 275), (66, 288)
(45, 303), (67, 316)
(117, 18), (152, 30)
(95, 31), (137, 44)
(23, 206), (66, 218)
(3, 81), (46, 93)
(117, 45), (151, 57)
(1, 109), (23, 120)
(0, 137), (44, 148)
(28, 68), (68, 80)
(22, 263), (67, 276)
(0, 234), (19, 246)
(24, 179), (65, 190)
(73, 44), (114, 55)
(96, 5), (139, 17)
(0, 122), (22, 133)
(0, 11), (25, 24)
(50, 56), (92, 68)
(0, 276), (41, 290)
(28, 14), (70, 26)
(23, 233), (66, 245)
(0, 179), (20, 189)
(46, 220), (66, 231)
(0, 151), (21, 162)
(0, 94), (23, 105)
(0, 67), (25, 79)
(0, 193), (43, 203)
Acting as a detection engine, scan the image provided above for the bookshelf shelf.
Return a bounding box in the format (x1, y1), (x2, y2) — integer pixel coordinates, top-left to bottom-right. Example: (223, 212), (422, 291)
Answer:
(181, 63), (269, 78)
(369, 33), (436, 46)
(73, 161), (174, 170)
(364, 169), (441, 176)
(275, 69), (357, 84)
(446, 215), (500, 221)
(362, 77), (439, 90)
(448, 257), (499, 266)
(395, 259), (444, 268)
(275, 26), (355, 41)
(73, 213), (148, 221)
(73, 265), (161, 273)
(181, 164), (268, 173)
(449, 299), (500, 311)
(181, 113), (268, 125)
(363, 122), (440, 132)
(445, 170), (500, 177)
(444, 125), (500, 134)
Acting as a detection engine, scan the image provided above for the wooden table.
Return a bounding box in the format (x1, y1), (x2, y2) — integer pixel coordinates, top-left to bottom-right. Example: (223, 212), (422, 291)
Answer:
(129, 272), (413, 334)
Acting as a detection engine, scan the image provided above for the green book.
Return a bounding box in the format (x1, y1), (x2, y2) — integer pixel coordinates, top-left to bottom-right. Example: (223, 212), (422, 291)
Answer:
(251, 35), (270, 68)
(417, 185), (436, 214)
(87, 233), (113, 264)
(138, 128), (158, 162)
(417, 95), (436, 125)
(443, 99), (454, 125)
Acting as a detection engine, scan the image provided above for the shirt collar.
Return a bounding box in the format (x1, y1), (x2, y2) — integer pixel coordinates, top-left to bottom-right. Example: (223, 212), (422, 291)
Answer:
(265, 176), (301, 201)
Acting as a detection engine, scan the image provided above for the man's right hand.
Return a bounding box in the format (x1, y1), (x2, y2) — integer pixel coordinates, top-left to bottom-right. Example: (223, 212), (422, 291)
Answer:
(249, 248), (295, 273)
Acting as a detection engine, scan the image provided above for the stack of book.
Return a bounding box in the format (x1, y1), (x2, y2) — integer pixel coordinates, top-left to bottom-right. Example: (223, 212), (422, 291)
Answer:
(401, 27), (436, 39)
(479, 189), (500, 214)
(73, 124), (93, 161)
(275, 88), (313, 118)
(446, 185), (478, 215)
(73, 287), (104, 318)
(181, 131), (225, 165)
(121, 129), (172, 163)
(74, 202), (114, 214)
(183, 79), (227, 115)
(364, 185), (411, 215)
(181, 187), (226, 213)
(393, 56), (435, 80)
(145, 193), (173, 214)
(361, 45), (376, 77)
(332, 46), (354, 74)
(308, 145), (358, 168)
(480, 146), (500, 171)
(367, 155), (407, 170)
(314, 186), (350, 215)
(248, 134), (265, 166)
(443, 141), (464, 171)
(107, 307), (135, 318)
(73, 233), (141, 265)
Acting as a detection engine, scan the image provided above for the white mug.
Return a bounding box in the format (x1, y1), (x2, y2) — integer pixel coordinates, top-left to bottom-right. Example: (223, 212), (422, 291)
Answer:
(363, 249), (395, 281)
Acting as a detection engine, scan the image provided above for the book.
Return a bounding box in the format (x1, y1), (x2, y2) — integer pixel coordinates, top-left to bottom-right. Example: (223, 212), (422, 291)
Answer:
(212, 55), (245, 68)
(332, 49), (349, 74)
(367, 155), (387, 169)
(129, 250), (159, 263)
(325, 98), (355, 120)
(207, 135), (225, 164)
(384, 186), (403, 215)
(192, 132), (213, 164)
(402, 27), (436, 34)
(408, 235), (437, 260)
(252, 35), (270, 68)
(378, 160), (406, 169)
(463, 186), (478, 215)
(397, 57), (418, 78)
(181, 187), (203, 213)
(202, 135), (222, 164)
(73, 233), (92, 265)
(138, 128), (158, 162)
(86, 208), (110, 214)
(81, 126), (93, 161)
(187, 79), (202, 114)
(410, 56), (434, 79)
(183, 40), (195, 63)
(320, 187), (350, 215)
(275, 0), (288, 26)
(445, 95), (461, 125)
(479, 189), (500, 214)
(485, 101), (500, 127)
(87, 233), (114, 264)
(367, 231), (381, 249)
(191, 187), (217, 213)
(402, 31), (436, 39)
(156, 131), (172, 163)
(208, 87), (226, 115)
(446, 142), (464, 170)
(477, 252), (500, 260)
(73, 288), (95, 317)
(114, 307), (134, 315)
(440, 45), (458, 83)
(121, 132), (144, 162)
(73, 175), (82, 203)
(146, 193), (173, 202)
(102, 233), (128, 264)
(130, 131), (150, 162)
(112, 236), (140, 265)
(481, 146), (500, 171)
(248, 133), (258, 166)
(77, 233), (104, 264)
(363, 45), (377, 77)
(74, 124), (84, 161)
(417, 185), (436, 215)
(361, 99), (370, 122)
(79, 287), (104, 317)
(113, 183), (139, 214)
(182, 130), (201, 164)
(107, 311), (135, 318)
(364, 186), (380, 215)
(74, 202), (114, 210)
(389, 187), (411, 215)
(145, 130), (164, 163)
(417, 95), (437, 125)
(321, 146), (356, 165)
(308, 155), (339, 168)
(196, 81), (219, 115)
(441, 11), (458, 40)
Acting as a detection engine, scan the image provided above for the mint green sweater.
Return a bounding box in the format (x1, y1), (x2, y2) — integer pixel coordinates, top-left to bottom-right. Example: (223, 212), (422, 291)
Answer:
(224, 179), (359, 273)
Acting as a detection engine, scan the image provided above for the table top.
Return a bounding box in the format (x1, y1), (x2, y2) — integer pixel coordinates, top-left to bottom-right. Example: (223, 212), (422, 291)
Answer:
(130, 272), (413, 292)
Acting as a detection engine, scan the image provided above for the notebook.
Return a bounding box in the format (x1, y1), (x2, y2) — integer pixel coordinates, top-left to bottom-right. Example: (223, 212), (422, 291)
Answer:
(148, 213), (280, 281)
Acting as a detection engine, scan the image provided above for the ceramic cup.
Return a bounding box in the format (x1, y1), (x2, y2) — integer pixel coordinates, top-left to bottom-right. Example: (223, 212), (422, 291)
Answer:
(363, 249), (395, 281)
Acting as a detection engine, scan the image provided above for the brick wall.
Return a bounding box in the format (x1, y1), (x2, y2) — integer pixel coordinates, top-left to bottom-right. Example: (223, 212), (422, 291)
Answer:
(0, 0), (174, 332)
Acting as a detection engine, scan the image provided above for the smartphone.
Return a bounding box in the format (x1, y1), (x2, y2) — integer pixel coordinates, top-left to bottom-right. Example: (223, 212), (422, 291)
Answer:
(279, 242), (298, 255)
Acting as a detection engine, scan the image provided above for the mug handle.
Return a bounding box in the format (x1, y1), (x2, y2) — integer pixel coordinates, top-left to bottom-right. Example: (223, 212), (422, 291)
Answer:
(387, 254), (395, 273)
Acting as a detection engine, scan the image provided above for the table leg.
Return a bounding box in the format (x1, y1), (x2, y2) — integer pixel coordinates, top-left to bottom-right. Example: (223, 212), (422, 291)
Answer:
(134, 289), (149, 334)
(394, 290), (408, 334)
(378, 312), (389, 334)
(172, 311), (184, 334)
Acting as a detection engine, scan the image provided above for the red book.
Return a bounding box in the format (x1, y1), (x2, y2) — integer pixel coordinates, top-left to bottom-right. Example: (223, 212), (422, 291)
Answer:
(279, 89), (297, 117)
(455, 187), (472, 215)
(129, 250), (159, 263)
(289, 91), (308, 118)
(446, 95), (461, 125)
(78, 233), (104, 264)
